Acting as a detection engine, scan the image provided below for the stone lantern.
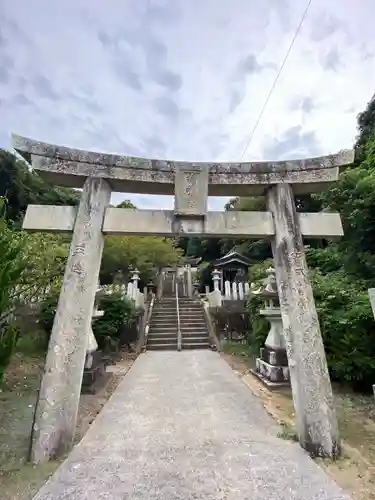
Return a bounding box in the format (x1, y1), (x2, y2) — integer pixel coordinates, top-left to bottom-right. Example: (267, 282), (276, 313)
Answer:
(212, 268), (221, 291)
(251, 267), (289, 386)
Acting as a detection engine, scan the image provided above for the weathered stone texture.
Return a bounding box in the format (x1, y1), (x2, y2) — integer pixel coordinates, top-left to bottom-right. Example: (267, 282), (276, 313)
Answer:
(174, 165), (209, 216)
(30, 177), (111, 464)
(12, 134), (354, 196)
(23, 205), (344, 240)
(267, 184), (340, 458)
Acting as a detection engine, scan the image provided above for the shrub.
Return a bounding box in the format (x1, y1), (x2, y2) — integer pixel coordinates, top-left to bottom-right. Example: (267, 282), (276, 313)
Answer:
(92, 293), (135, 349)
(312, 270), (375, 391)
(248, 260), (375, 391)
(0, 324), (20, 382)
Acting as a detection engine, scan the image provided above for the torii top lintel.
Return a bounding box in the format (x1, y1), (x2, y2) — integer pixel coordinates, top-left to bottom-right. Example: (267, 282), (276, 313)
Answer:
(12, 134), (354, 197)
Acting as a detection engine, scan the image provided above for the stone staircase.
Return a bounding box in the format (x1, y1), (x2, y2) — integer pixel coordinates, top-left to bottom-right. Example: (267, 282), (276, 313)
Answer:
(147, 297), (210, 351)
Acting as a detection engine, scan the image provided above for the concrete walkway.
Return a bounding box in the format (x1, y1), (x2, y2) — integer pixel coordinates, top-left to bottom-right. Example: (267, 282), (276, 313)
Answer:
(33, 351), (351, 500)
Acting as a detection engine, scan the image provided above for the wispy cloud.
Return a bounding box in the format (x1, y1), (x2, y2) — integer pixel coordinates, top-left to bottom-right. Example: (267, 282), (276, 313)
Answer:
(0, 0), (374, 209)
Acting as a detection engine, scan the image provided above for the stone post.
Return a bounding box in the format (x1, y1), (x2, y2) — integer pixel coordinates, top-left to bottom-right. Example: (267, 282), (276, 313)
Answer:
(30, 177), (111, 464)
(132, 269), (140, 294)
(212, 269), (220, 291)
(186, 265), (193, 298)
(266, 183), (340, 458)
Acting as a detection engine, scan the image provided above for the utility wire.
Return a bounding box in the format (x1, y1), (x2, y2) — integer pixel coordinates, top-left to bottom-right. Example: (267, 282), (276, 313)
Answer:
(240, 0), (313, 160)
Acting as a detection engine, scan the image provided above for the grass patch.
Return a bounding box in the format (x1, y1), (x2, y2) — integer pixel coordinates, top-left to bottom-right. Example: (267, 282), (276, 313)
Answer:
(277, 422), (299, 442)
(16, 330), (48, 356)
(221, 341), (255, 358)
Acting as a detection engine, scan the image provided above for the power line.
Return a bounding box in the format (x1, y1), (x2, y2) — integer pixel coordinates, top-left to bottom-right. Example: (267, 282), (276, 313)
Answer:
(240, 0), (313, 160)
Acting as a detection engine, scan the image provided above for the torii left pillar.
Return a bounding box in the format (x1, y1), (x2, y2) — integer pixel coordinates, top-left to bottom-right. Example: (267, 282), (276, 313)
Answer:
(30, 177), (111, 464)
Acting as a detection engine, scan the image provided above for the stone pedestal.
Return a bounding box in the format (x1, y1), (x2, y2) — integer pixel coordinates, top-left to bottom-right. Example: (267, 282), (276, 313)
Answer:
(81, 351), (110, 395)
(30, 177), (111, 464)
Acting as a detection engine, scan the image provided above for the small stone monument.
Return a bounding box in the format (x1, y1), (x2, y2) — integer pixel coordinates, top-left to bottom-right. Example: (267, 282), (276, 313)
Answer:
(251, 267), (290, 387)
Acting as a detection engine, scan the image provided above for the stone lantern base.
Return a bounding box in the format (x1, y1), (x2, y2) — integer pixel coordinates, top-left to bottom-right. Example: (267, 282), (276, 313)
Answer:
(253, 346), (290, 388)
(251, 313), (290, 388)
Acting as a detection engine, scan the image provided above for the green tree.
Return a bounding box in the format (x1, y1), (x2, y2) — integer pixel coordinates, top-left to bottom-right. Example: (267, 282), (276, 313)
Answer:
(116, 200), (136, 209)
(0, 149), (79, 225)
(0, 198), (28, 380)
(100, 236), (182, 284)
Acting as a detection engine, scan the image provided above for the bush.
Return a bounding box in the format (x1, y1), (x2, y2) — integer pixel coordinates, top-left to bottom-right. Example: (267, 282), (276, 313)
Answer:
(312, 270), (375, 391)
(92, 293), (135, 350)
(0, 324), (20, 382)
(248, 260), (375, 391)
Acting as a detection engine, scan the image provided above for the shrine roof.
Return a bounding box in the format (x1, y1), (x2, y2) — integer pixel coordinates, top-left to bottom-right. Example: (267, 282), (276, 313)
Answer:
(212, 248), (254, 268)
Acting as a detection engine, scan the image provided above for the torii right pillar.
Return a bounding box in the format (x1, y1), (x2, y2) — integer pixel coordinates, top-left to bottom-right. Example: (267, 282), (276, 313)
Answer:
(267, 183), (340, 458)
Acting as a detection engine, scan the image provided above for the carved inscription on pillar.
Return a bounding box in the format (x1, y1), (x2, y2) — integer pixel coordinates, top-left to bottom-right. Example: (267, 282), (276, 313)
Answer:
(174, 165), (209, 216)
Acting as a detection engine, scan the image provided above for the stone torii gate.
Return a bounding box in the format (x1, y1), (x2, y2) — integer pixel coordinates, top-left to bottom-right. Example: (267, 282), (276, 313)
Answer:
(12, 133), (353, 463)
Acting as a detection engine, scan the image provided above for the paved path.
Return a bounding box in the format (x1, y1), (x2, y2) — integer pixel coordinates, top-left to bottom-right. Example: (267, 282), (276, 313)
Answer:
(33, 351), (351, 500)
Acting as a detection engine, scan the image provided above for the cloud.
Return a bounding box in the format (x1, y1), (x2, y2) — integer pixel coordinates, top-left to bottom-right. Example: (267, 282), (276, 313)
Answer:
(289, 95), (315, 114)
(321, 46), (341, 71)
(235, 54), (263, 79)
(309, 14), (344, 42)
(263, 125), (320, 160)
(154, 96), (180, 122)
(142, 136), (167, 157)
(0, 0), (374, 211)
(32, 75), (60, 101)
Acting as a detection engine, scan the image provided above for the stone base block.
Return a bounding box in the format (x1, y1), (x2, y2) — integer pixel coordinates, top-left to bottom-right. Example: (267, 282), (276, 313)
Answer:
(254, 358), (290, 386)
(260, 346), (288, 366)
(81, 354), (111, 395)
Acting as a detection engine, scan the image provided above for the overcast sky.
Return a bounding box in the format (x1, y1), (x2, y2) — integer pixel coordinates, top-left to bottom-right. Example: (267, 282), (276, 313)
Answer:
(0, 0), (374, 209)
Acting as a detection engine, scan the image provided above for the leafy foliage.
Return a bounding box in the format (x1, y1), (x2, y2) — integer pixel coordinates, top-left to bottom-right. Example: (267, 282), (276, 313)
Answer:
(0, 149), (79, 225)
(0, 198), (28, 380)
(249, 256), (375, 391)
(101, 236), (182, 284)
(92, 293), (135, 349)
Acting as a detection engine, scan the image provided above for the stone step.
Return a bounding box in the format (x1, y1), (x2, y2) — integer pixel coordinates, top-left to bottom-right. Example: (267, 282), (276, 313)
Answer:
(181, 331), (208, 337)
(147, 343), (178, 351)
(181, 324), (207, 329)
(150, 321), (177, 325)
(181, 336), (209, 343)
(151, 314), (177, 319)
(150, 323), (177, 328)
(178, 304), (202, 311)
(182, 342), (210, 349)
(152, 307), (177, 315)
(151, 316), (178, 321)
(179, 313), (204, 316)
(148, 337), (178, 345)
(149, 328), (177, 335)
(150, 319), (177, 328)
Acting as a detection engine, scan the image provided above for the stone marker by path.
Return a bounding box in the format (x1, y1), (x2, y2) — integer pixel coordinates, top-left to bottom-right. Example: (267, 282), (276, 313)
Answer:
(13, 133), (353, 461)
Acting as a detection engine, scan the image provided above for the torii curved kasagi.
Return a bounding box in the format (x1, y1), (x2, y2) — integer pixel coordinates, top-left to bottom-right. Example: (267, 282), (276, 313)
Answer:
(13, 133), (353, 196)
(12, 133), (353, 464)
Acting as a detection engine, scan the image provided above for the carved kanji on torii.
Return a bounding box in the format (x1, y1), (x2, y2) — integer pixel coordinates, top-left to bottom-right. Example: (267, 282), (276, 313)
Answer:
(13, 133), (353, 463)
